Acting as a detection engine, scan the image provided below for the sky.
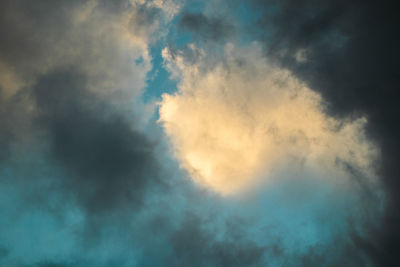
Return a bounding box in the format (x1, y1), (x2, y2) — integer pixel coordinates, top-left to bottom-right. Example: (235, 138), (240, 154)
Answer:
(0, 0), (398, 266)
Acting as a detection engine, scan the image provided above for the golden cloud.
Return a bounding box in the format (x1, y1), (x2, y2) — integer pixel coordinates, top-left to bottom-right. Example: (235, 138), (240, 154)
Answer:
(159, 43), (378, 195)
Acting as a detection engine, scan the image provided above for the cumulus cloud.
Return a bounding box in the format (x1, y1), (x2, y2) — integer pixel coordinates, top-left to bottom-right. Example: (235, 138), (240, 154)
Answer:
(159, 43), (379, 195)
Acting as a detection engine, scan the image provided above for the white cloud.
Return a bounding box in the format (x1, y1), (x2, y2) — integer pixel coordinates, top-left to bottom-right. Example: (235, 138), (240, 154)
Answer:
(159, 42), (379, 195)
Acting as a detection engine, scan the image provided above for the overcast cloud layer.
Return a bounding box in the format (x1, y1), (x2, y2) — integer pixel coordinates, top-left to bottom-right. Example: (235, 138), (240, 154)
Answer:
(0, 0), (398, 266)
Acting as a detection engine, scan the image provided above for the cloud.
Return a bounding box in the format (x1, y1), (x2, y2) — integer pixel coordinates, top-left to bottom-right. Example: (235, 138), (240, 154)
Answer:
(159, 42), (379, 195)
(0, 1), (174, 265)
(0, 0), (179, 217)
(32, 67), (161, 214)
(179, 12), (235, 43)
(0, 66), (165, 266)
(168, 213), (266, 267)
(0, 0), (180, 104)
(247, 0), (400, 264)
(0, 1), (394, 266)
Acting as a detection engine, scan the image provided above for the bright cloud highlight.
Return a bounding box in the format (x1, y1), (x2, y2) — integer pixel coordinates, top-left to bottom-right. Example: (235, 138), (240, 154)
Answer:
(159, 43), (378, 195)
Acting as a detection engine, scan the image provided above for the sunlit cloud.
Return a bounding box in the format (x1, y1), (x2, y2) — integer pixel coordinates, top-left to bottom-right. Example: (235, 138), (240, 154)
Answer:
(159, 43), (378, 195)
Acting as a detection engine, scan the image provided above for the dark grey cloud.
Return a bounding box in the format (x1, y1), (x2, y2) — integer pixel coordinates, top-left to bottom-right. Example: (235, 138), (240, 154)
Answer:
(0, 0), (166, 264)
(97, 0), (131, 13)
(129, 4), (162, 40)
(32, 67), (161, 215)
(249, 0), (400, 265)
(0, 91), (23, 160)
(0, 0), (84, 72)
(0, 0), (163, 215)
(169, 214), (266, 267)
(0, 66), (164, 264)
(179, 12), (235, 42)
(131, 5), (161, 28)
